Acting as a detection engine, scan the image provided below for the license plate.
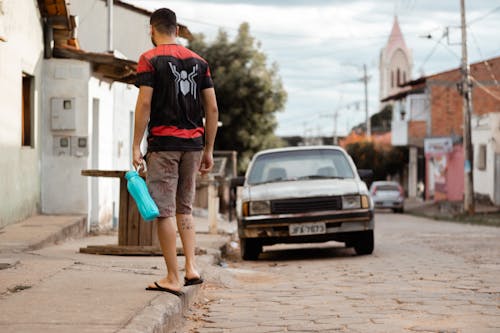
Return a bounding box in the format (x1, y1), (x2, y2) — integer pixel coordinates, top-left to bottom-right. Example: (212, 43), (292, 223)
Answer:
(289, 222), (326, 236)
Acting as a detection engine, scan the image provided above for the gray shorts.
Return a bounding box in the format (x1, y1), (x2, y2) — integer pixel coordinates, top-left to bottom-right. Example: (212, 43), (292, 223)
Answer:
(146, 151), (202, 218)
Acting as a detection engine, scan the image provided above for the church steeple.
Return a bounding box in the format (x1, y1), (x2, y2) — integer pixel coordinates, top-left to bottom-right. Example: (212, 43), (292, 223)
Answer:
(387, 16), (407, 52)
(379, 16), (413, 102)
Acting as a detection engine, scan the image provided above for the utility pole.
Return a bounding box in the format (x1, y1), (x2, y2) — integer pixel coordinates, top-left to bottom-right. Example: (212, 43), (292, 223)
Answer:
(460, 0), (475, 214)
(333, 109), (339, 145)
(363, 64), (371, 137)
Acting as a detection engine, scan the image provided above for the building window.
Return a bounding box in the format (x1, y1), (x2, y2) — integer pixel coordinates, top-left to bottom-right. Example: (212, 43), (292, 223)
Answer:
(22, 73), (34, 147)
(477, 144), (487, 170)
(397, 68), (401, 86)
(391, 71), (394, 88)
(403, 71), (406, 84)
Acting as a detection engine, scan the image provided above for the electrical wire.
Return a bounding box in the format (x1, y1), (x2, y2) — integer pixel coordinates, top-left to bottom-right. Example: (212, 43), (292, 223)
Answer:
(470, 76), (500, 102)
(418, 30), (447, 73)
(469, 28), (499, 86)
(468, 5), (500, 25)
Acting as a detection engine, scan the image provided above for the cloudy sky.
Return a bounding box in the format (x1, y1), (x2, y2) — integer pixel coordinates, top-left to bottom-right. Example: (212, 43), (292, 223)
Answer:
(127, 0), (500, 137)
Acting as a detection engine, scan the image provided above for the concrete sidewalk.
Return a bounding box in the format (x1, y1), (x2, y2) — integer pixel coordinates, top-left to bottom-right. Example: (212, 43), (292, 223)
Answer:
(0, 213), (235, 333)
(404, 197), (500, 217)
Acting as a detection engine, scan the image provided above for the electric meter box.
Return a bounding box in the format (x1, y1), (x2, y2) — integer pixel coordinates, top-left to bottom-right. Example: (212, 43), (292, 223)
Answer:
(71, 136), (88, 157)
(51, 98), (76, 130)
(53, 136), (71, 156)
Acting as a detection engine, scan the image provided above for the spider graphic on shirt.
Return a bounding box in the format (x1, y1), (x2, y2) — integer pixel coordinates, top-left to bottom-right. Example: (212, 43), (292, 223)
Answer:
(168, 62), (198, 99)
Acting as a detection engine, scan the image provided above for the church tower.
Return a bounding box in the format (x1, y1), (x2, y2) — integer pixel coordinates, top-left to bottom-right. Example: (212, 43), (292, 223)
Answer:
(379, 16), (413, 102)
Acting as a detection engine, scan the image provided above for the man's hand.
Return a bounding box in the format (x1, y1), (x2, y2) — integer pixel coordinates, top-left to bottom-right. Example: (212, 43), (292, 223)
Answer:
(132, 146), (144, 171)
(199, 149), (214, 175)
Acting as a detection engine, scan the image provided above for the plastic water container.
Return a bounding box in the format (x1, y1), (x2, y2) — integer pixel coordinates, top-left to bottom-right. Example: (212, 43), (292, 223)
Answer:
(125, 170), (159, 221)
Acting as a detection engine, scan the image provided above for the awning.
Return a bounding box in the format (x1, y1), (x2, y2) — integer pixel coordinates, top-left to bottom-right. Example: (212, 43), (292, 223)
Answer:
(53, 47), (137, 84)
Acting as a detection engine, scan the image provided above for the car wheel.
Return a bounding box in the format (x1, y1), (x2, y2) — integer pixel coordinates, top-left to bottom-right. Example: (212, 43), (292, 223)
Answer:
(354, 230), (374, 255)
(240, 238), (262, 260)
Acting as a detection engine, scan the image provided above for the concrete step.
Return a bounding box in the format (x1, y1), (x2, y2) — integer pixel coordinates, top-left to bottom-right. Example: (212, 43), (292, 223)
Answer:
(0, 215), (86, 253)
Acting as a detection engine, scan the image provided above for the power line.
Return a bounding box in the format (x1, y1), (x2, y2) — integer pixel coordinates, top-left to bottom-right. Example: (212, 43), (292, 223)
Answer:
(418, 30), (447, 73)
(469, 5), (500, 25)
(470, 76), (500, 102)
(469, 28), (499, 85)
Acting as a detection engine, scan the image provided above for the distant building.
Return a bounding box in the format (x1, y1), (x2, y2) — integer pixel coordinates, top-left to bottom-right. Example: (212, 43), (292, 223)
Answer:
(382, 56), (500, 205)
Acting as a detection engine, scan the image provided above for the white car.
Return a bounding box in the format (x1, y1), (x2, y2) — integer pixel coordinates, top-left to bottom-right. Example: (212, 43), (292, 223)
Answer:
(234, 146), (374, 260)
(370, 181), (405, 213)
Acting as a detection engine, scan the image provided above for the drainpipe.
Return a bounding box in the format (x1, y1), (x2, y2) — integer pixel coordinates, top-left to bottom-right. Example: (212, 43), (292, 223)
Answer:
(107, 0), (113, 52)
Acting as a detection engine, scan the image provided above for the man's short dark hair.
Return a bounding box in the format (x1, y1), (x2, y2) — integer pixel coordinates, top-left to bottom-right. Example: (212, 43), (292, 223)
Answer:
(150, 8), (177, 35)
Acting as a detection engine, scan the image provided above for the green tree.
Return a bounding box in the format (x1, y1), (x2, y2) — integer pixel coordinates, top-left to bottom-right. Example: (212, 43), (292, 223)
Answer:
(189, 23), (287, 173)
(370, 104), (392, 131)
(346, 142), (408, 182)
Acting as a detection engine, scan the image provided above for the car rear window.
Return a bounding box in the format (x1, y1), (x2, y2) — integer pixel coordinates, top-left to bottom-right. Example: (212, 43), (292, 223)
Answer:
(247, 149), (355, 185)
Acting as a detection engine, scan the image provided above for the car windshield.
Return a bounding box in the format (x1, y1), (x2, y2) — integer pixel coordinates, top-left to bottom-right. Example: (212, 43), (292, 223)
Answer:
(247, 149), (355, 185)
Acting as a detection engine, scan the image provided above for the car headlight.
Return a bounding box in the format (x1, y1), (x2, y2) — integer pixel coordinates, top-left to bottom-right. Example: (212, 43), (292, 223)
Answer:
(249, 200), (271, 215)
(342, 195), (361, 210)
(361, 195), (370, 209)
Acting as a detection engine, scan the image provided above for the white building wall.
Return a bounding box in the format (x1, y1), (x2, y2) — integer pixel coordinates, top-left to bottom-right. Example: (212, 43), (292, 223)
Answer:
(41, 59), (130, 230)
(41, 59), (91, 215)
(472, 112), (500, 203)
(110, 83), (138, 227)
(87, 77), (117, 230)
(68, 0), (152, 61)
(391, 100), (408, 146)
(63, 1), (146, 228)
(113, 83), (138, 170)
(0, 0), (44, 227)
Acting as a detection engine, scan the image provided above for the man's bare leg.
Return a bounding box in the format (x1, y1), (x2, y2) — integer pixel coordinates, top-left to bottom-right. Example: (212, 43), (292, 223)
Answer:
(176, 213), (200, 280)
(148, 217), (181, 291)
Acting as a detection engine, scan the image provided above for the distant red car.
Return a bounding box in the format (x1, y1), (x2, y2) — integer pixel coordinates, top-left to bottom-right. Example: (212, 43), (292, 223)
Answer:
(370, 181), (405, 213)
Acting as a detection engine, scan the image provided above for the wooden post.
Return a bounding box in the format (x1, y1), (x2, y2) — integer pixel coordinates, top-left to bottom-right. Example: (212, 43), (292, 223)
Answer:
(118, 176), (129, 245)
(208, 175), (218, 234)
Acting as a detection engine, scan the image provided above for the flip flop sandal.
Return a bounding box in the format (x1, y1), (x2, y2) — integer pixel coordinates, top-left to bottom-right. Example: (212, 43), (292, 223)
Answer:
(145, 282), (183, 297)
(184, 276), (204, 286)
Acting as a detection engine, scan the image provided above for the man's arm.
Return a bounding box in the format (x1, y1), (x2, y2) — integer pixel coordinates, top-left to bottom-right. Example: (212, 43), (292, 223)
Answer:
(199, 87), (219, 174)
(132, 86), (153, 170)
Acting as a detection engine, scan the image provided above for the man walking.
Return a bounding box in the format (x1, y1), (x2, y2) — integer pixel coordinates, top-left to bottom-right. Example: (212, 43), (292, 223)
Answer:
(132, 8), (218, 296)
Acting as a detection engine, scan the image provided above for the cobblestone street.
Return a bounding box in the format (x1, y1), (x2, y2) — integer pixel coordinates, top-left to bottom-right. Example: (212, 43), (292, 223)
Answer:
(180, 213), (500, 333)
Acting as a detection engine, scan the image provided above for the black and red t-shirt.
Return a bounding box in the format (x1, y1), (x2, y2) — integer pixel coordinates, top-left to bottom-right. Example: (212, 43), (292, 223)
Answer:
(135, 44), (214, 152)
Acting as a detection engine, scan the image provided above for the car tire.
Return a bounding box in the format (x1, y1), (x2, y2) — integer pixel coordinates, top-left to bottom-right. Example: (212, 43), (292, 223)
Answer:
(240, 238), (262, 260)
(354, 230), (374, 255)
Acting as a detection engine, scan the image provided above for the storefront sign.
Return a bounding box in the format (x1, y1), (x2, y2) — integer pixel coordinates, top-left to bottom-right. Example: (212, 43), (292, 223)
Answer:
(424, 137), (453, 154)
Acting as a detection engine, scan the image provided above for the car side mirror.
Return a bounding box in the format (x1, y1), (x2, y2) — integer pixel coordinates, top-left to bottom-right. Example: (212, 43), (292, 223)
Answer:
(230, 176), (245, 188)
(357, 169), (373, 182)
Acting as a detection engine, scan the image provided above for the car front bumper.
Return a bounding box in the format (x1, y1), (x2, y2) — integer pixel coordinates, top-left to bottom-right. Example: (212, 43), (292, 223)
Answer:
(238, 209), (374, 240)
(373, 200), (404, 209)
